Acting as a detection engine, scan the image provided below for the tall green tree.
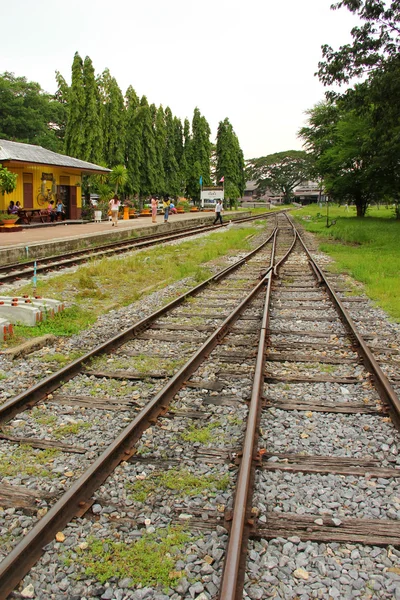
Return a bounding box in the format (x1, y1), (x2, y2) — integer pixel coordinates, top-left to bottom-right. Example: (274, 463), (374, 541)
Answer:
(246, 150), (313, 203)
(299, 101), (380, 216)
(64, 52), (85, 158)
(137, 96), (157, 200)
(125, 86), (142, 198)
(216, 118), (245, 207)
(164, 107), (180, 197)
(99, 69), (125, 167)
(181, 118), (192, 197)
(154, 106), (166, 195)
(81, 56), (103, 165)
(186, 108), (211, 202)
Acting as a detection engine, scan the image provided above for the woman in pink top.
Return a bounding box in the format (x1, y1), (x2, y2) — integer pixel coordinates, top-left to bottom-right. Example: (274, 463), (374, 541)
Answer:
(109, 195), (121, 226)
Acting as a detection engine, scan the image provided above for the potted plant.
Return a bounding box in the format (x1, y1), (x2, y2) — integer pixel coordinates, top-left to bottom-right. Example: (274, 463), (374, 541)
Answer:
(0, 212), (20, 226)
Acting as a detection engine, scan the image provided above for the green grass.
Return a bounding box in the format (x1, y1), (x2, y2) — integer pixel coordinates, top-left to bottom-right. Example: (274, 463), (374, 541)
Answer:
(53, 421), (91, 439)
(181, 421), (221, 444)
(128, 468), (229, 503)
(294, 204), (400, 321)
(0, 445), (60, 478)
(69, 526), (191, 587)
(3, 226), (259, 348)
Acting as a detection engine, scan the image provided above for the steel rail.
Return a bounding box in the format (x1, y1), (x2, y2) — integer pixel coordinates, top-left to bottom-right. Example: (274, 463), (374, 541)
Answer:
(295, 228), (400, 427)
(219, 226), (297, 600)
(0, 258), (276, 600)
(0, 226), (279, 424)
(0, 212), (280, 282)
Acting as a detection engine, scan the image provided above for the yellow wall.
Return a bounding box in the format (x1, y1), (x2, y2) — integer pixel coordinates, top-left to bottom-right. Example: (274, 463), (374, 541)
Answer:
(0, 163), (82, 210)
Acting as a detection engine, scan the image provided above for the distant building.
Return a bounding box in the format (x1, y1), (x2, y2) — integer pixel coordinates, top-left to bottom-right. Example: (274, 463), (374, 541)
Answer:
(293, 181), (325, 204)
(240, 179), (325, 205)
(240, 181), (282, 204)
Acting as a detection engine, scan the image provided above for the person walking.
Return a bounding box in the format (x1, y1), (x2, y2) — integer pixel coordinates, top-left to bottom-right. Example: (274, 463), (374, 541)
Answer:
(151, 195), (158, 223)
(163, 196), (170, 223)
(213, 199), (223, 225)
(109, 195), (121, 226)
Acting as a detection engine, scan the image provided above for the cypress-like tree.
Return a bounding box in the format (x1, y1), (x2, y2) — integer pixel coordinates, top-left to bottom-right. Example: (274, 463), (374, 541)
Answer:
(99, 69), (125, 167)
(81, 56), (103, 165)
(173, 116), (185, 195)
(181, 118), (191, 196)
(137, 96), (157, 200)
(163, 107), (180, 197)
(216, 117), (245, 207)
(64, 52), (85, 158)
(125, 86), (142, 197)
(186, 108), (211, 201)
(154, 106), (166, 195)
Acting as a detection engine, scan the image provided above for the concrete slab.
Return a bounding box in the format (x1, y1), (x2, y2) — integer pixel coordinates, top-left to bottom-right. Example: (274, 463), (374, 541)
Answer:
(0, 296), (64, 325)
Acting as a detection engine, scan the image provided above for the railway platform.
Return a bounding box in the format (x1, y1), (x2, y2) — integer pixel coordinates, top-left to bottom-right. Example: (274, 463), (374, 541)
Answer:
(0, 210), (248, 267)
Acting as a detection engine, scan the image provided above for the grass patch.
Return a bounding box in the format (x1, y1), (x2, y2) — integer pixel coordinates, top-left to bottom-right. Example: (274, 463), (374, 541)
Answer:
(9, 305), (96, 345)
(89, 353), (186, 373)
(53, 421), (91, 439)
(128, 468), (229, 503)
(181, 421), (221, 444)
(69, 526), (191, 588)
(42, 350), (84, 367)
(0, 445), (60, 478)
(32, 408), (57, 427)
(294, 204), (400, 321)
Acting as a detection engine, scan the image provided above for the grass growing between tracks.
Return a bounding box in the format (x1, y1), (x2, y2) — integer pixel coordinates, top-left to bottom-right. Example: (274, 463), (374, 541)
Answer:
(128, 468), (229, 503)
(68, 526), (191, 587)
(4, 225), (260, 347)
(293, 204), (400, 322)
(0, 445), (60, 478)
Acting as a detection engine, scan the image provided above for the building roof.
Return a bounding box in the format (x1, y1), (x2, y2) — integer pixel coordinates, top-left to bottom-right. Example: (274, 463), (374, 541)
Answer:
(0, 139), (110, 173)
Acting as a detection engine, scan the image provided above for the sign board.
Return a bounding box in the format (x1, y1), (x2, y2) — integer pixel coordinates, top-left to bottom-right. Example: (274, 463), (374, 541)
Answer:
(200, 186), (224, 206)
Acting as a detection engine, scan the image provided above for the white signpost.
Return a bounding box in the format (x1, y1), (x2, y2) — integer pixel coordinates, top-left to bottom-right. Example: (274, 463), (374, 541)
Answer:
(200, 186), (224, 207)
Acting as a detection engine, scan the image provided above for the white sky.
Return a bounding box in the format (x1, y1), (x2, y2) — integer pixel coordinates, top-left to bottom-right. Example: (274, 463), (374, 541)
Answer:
(0, 0), (357, 159)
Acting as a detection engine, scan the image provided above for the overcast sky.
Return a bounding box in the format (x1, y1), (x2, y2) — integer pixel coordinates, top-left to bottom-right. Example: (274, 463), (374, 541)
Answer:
(1, 0), (357, 159)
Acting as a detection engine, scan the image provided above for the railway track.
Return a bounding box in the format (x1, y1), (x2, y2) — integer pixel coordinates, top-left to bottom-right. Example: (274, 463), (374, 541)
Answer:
(0, 215), (281, 597)
(0, 213), (399, 599)
(0, 212), (275, 286)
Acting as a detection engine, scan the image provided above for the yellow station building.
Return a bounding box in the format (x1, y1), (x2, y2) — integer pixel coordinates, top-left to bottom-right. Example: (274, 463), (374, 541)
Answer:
(0, 139), (110, 219)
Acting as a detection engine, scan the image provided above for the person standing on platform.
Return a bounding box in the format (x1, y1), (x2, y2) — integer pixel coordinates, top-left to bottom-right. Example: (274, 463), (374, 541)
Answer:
(151, 195), (158, 223)
(56, 199), (66, 221)
(163, 196), (170, 223)
(109, 195), (120, 226)
(213, 199), (223, 225)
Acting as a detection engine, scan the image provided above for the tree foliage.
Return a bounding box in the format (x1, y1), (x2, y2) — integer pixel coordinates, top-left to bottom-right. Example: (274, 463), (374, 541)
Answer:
(309, 1), (400, 218)
(246, 150), (313, 203)
(215, 118), (245, 206)
(0, 166), (18, 195)
(318, 0), (400, 86)
(0, 72), (64, 152)
(64, 52), (85, 158)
